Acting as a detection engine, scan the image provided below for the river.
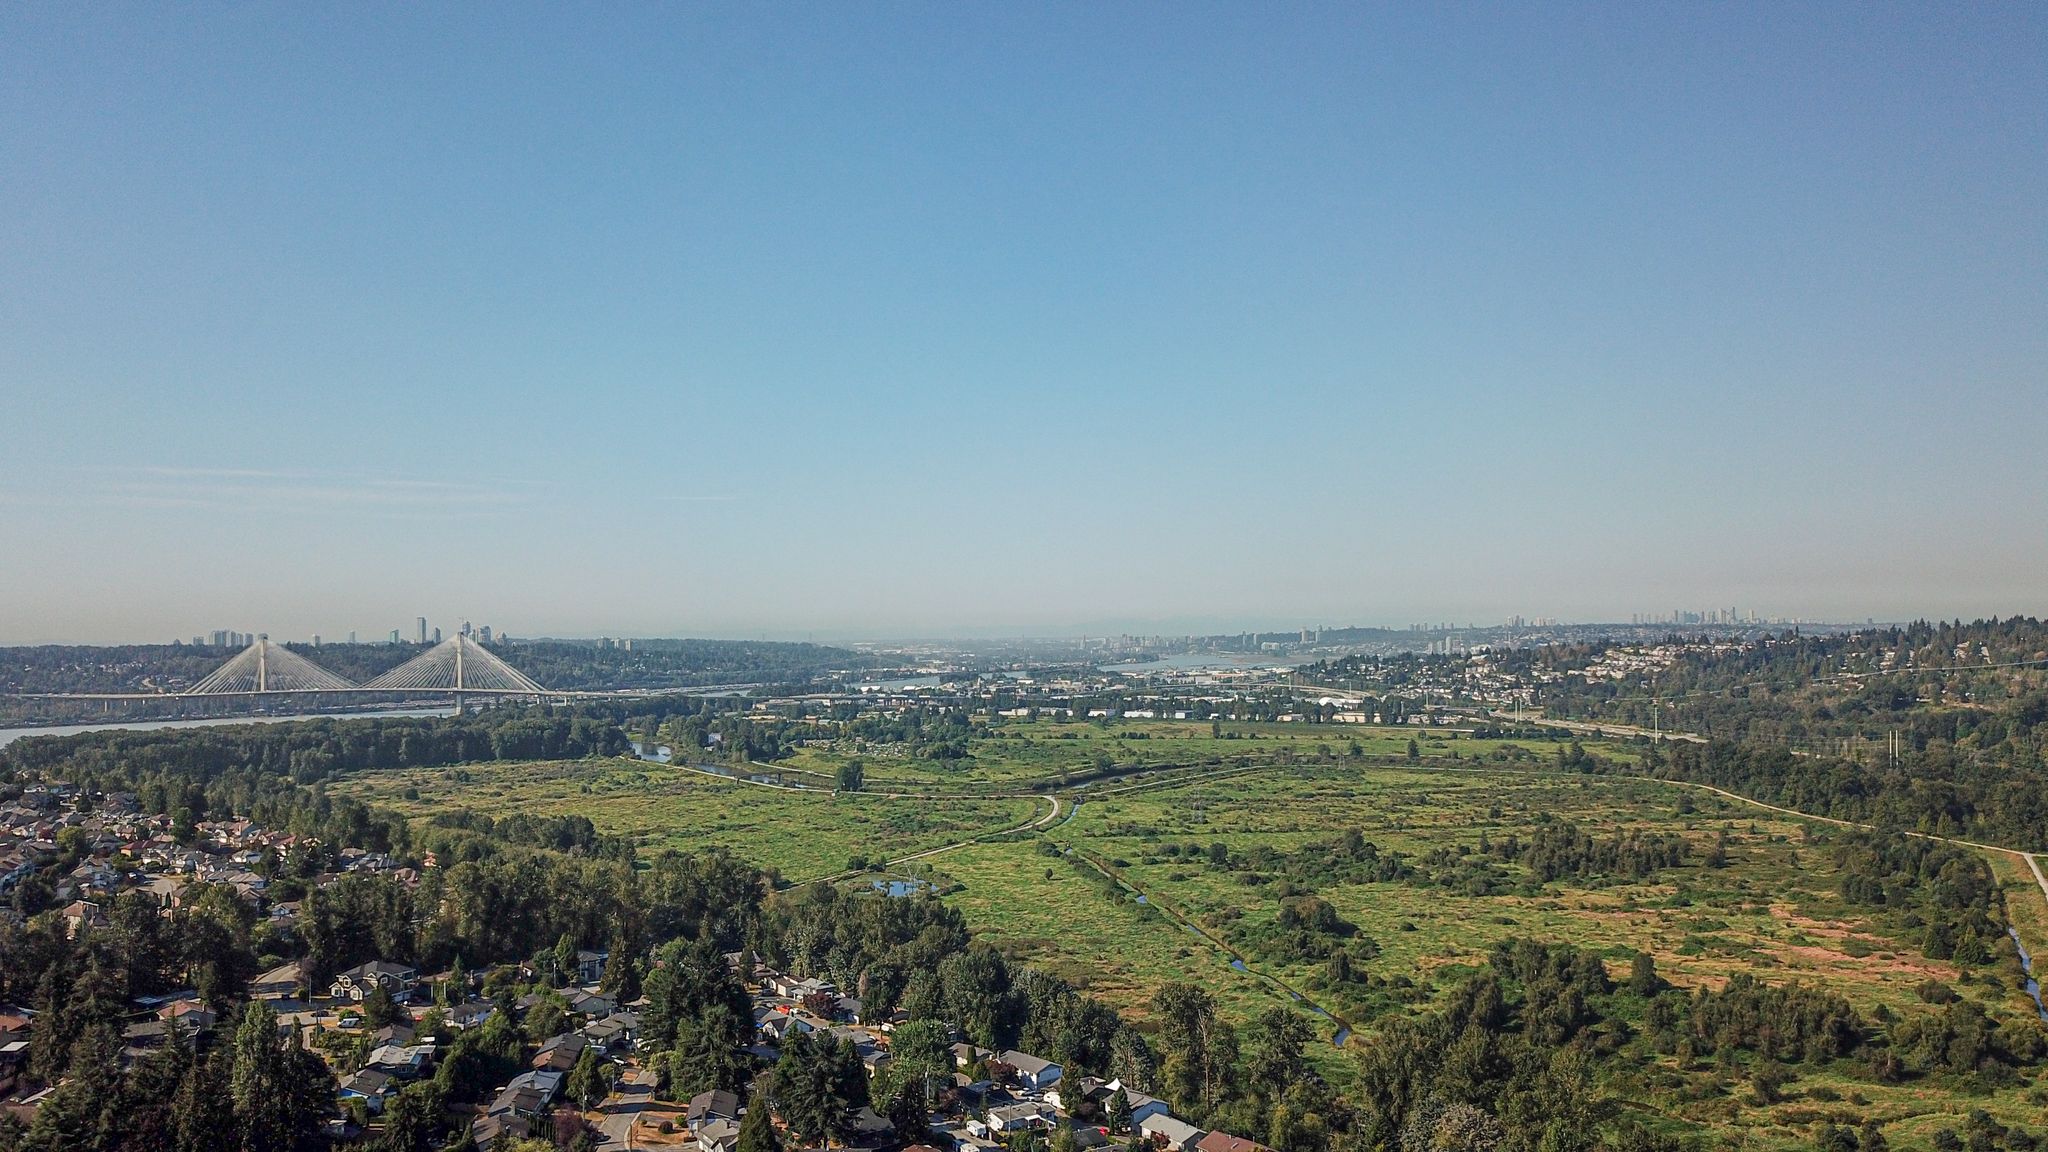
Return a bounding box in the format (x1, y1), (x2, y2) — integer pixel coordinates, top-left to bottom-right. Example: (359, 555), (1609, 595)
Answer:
(0, 708), (457, 749)
(1101, 652), (1300, 674)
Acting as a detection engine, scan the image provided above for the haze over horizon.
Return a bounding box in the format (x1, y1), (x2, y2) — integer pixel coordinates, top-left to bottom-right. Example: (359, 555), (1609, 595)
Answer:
(4, 5), (2044, 645)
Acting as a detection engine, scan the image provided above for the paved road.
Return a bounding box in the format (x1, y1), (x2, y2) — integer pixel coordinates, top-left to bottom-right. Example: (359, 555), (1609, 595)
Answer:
(594, 1064), (659, 1151)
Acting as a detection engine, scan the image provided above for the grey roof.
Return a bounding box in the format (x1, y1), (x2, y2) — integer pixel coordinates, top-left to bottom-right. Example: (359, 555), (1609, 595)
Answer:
(999, 1049), (1059, 1076)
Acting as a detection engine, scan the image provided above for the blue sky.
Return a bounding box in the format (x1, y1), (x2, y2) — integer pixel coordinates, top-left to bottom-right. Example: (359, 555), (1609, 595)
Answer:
(2, 4), (2043, 643)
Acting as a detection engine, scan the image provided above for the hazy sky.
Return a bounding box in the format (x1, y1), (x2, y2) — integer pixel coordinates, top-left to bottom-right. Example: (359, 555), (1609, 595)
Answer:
(3, 5), (2044, 644)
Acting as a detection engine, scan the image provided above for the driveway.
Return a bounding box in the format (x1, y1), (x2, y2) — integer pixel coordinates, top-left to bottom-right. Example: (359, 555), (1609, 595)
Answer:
(594, 1063), (660, 1150)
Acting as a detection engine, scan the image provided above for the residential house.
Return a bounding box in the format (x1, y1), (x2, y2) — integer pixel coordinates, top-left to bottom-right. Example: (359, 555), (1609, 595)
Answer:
(139, 875), (185, 911)
(339, 1069), (396, 1114)
(532, 1032), (587, 1073)
(1121, 1088), (1170, 1126)
(157, 1000), (217, 1034)
(582, 1011), (639, 1052)
(372, 1022), (418, 1048)
(448, 1000), (496, 1031)
(1141, 1115), (1207, 1151)
(365, 1044), (433, 1079)
(688, 1089), (741, 1131)
(999, 1049), (1062, 1090)
(695, 1118), (741, 1152)
(563, 988), (615, 1018)
(59, 900), (107, 939)
(986, 1102), (1057, 1134)
(328, 961), (418, 1002)
(486, 1068), (563, 1132)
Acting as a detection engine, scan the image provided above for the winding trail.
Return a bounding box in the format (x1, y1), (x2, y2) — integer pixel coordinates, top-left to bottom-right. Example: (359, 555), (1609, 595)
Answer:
(786, 795), (1064, 889)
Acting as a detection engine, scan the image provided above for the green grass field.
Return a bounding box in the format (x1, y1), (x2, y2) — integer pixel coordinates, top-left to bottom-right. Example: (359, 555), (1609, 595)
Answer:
(773, 717), (1583, 789)
(337, 758), (1040, 882)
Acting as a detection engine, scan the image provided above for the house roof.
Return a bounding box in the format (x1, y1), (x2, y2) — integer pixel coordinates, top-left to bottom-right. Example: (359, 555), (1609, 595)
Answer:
(336, 961), (416, 981)
(1140, 1115), (1206, 1145)
(341, 1068), (395, 1096)
(689, 1088), (741, 1121)
(999, 1049), (1059, 1076)
(1195, 1132), (1274, 1152)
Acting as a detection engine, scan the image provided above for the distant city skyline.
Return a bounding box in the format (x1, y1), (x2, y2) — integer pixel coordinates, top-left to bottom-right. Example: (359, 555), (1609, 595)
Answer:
(3, 6), (2043, 644)
(98, 606), (1913, 650)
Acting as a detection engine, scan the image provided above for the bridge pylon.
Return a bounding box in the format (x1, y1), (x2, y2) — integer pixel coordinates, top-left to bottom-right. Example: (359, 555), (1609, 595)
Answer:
(185, 636), (359, 695)
(360, 633), (549, 695)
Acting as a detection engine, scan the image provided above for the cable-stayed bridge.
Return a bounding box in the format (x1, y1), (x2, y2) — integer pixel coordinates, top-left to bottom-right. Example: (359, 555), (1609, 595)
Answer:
(9, 634), (581, 702)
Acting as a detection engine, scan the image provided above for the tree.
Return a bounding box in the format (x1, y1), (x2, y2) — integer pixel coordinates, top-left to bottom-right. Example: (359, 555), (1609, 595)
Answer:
(171, 1053), (235, 1152)
(1245, 1008), (1313, 1103)
(880, 1072), (931, 1143)
(669, 1002), (756, 1097)
(837, 759), (865, 793)
(568, 1047), (608, 1110)
(1103, 1028), (1159, 1096)
(363, 981), (399, 1028)
(1626, 952), (1662, 997)
(600, 938), (639, 1000)
(21, 1022), (123, 1151)
(890, 1020), (953, 1107)
(735, 1090), (784, 1152)
(771, 1032), (853, 1146)
(553, 932), (579, 985)
(1106, 1087), (1133, 1134)
(938, 946), (1019, 1050)
(1153, 983), (1235, 1114)
(379, 1083), (443, 1152)
(525, 996), (567, 1043)
(1407, 739), (1420, 761)
(180, 884), (258, 1007)
(229, 1002), (332, 1152)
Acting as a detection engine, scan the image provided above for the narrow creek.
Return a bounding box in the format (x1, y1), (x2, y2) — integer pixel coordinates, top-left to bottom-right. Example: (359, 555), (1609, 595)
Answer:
(2010, 927), (2048, 1022)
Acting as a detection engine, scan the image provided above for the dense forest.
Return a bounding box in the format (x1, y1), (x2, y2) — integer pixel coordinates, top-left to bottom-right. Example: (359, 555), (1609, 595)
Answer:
(1626, 739), (2048, 854)
(1539, 618), (2048, 752)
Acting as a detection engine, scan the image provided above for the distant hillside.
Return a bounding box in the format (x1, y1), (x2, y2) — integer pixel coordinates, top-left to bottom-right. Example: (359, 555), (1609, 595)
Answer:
(1531, 617), (2048, 752)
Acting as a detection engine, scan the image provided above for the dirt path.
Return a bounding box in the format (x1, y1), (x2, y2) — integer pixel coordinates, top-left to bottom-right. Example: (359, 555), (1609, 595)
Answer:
(2025, 852), (2048, 906)
(787, 795), (1063, 888)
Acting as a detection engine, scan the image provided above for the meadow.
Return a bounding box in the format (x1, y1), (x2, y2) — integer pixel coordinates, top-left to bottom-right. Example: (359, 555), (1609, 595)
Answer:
(336, 757), (1041, 882)
(335, 719), (2048, 1147)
